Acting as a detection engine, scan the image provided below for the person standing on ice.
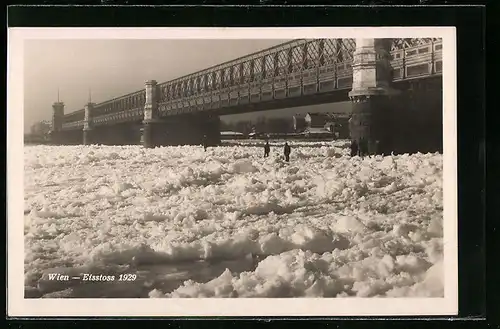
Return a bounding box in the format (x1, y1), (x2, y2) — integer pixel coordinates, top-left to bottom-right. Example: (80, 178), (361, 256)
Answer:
(350, 139), (359, 157)
(264, 140), (270, 158)
(202, 134), (208, 152)
(284, 142), (291, 162)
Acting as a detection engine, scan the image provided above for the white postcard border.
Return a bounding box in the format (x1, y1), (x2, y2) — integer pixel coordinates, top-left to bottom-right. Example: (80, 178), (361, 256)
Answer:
(8, 26), (457, 317)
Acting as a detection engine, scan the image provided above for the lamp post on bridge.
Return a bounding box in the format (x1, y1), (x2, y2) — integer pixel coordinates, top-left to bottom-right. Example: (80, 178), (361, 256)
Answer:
(348, 38), (399, 155)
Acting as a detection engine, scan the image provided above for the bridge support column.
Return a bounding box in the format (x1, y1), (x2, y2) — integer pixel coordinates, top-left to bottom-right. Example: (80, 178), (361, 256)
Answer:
(83, 101), (95, 145)
(140, 79), (221, 148)
(49, 101), (65, 145)
(83, 129), (93, 145)
(142, 121), (165, 148)
(349, 38), (398, 155)
(142, 79), (159, 148)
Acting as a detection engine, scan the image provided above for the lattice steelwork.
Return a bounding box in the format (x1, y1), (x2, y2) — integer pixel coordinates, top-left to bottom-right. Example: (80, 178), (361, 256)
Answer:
(61, 38), (442, 127)
(61, 109), (84, 130)
(390, 38), (442, 81)
(156, 39), (356, 108)
(391, 38), (441, 51)
(88, 89), (146, 127)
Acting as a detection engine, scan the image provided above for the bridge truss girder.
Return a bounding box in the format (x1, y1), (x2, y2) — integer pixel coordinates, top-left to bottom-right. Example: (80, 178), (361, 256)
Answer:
(60, 38), (442, 130)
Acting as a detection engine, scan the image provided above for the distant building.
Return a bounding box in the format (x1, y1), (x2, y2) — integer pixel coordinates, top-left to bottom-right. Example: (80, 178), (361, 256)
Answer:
(292, 114), (307, 133)
(302, 127), (333, 138)
(30, 120), (52, 136)
(299, 112), (351, 139)
(305, 112), (332, 129)
(248, 131), (269, 139)
(25, 120), (52, 144)
(220, 131), (246, 139)
(326, 115), (350, 139)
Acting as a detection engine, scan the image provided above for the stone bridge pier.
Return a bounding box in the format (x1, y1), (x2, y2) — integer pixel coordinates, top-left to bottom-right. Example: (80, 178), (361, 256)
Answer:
(348, 38), (399, 155)
(48, 101), (65, 145)
(142, 80), (221, 148)
(83, 101), (94, 145)
(347, 38), (442, 155)
(50, 101), (84, 145)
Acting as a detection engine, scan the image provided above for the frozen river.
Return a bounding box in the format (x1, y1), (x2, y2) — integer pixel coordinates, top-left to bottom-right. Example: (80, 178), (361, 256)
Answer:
(23, 141), (444, 298)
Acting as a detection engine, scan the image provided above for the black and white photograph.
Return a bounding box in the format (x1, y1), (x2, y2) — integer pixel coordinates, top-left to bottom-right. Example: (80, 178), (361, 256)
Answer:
(8, 27), (457, 317)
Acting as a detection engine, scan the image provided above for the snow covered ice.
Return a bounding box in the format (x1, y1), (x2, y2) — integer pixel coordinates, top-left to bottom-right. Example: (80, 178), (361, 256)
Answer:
(23, 141), (444, 298)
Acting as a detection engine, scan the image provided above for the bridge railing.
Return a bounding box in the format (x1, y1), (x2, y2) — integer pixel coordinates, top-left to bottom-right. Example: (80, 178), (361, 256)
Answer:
(156, 39), (357, 115)
(61, 108), (84, 130)
(89, 89), (146, 127)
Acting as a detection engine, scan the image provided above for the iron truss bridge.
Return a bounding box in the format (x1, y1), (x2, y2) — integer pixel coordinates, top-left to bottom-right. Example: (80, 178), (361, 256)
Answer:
(61, 38), (442, 131)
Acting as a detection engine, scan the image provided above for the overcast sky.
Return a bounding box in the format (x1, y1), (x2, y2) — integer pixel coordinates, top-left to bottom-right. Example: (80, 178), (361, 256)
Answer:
(24, 39), (350, 130)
